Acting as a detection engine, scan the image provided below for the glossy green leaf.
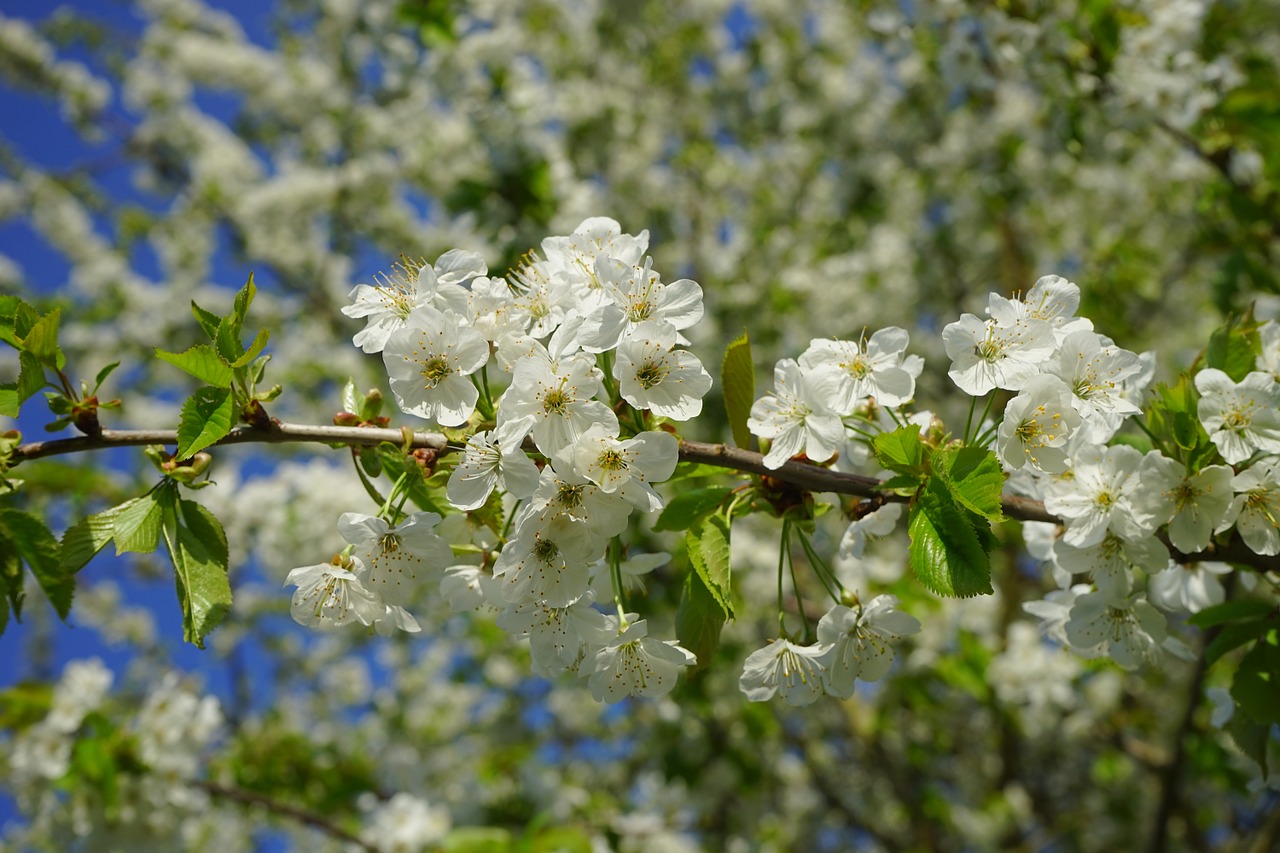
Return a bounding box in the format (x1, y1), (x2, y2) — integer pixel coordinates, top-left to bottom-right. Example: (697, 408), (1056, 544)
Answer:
(177, 386), (235, 459)
(907, 478), (993, 598)
(158, 486), (232, 648)
(59, 510), (118, 573)
(1206, 308), (1259, 383)
(872, 424), (924, 475)
(934, 445), (1006, 521)
(653, 486), (733, 532)
(155, 344), (234, 388)
(721, 330), (754, 450)
(1226, 715), (1270, 778)
(685, 513), (733, 618)
(20, 307), (64, 370)
(231, 327), (269, 369)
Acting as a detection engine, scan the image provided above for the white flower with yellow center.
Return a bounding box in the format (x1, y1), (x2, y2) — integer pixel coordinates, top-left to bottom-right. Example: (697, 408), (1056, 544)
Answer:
(285, 556), (382, 629)
(942, 298), (1056, 396)
(614, 324), (712, 421)
(1136, 452), (1233, 553)
(799, 327), (922, 412)
(1195, 368), (1280, 464)
(587, 620), (696, 703)
(343, 250), (483, 353)
(498, 352), (618, 456)
(567, 425), (678, 511)
(747, 358), (845, 469)
(338, 511), (453, 606)
(446, 430), (541, 511)
(818, 596), (921, 698)
(1047, 330), (1143, 442)
(1065, 591), (1168, 669)
(1042, 444), (1155, 547)
(1217, 460), (1280, 555)
(382, 309), (489, 427)
(738, 638), (831, 706)
(996, 374), (1081, 474)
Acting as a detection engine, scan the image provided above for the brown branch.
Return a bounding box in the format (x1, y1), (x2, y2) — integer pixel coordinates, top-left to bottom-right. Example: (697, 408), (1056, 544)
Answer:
(9, 427), (1280, 573)
(9, 422), (449, 463)
(189, 779), (378, 851)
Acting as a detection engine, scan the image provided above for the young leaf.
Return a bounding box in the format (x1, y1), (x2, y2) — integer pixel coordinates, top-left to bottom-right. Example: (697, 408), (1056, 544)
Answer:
(721, 331), (754, 450)
(934, 445), (1006, 522)
(93, 361), (120, 391)
(0, 508), (73, 618)
(684, 514), (734, 618)
(17, 351), (45, 404)
(111, 492), (164, 555)
(177, 386), (235, 459)
(907, 479), (994, 598)
(155, 345), (234, 388)
(872, 424), (924, 475)
(191, 300), (222, 339)
(20, 307), (65, 370)
(0, 387), (18, 419)
(1206, 308), (1259, 383)
(214, 273), (257, 363)
(59, 511), (118, 573)
(158, 487), (232, 648)
(675, 570), (725, 673)
(230, 327), (269, 368)
(653, 486), (733, 533)
(342, 378), (360, 414)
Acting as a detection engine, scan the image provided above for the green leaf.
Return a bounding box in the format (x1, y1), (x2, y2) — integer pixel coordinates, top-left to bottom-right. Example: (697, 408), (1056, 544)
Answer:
(877, 473), (923, 495)
(872, 424), (924, 474)
(12, 302), (38, 340)
(191, 300), (222, 339)
(1226, 715), (1270, 778)
(59, 511), (118, 573)
(0, 387), (17, 419)
(934, 445), (1006, 521)
(158, 486), (232, 648)
(653, 486), (733, 532)
(721, 330), (754, 450)
(675, 571), (723, 673)
(93, 361), (120, 391)
(1206, 308), (1259, 383)
(1, 545), (23, 622)
(684, 514), (734, 618)
(177, 386), (235, 459)
(1231, 629), (1280, 725)
(0, 508), (73, 618)
(1188, 599), (1276, 628)
(230, 328), (269, 368)
(341, 378), (360, 414)
(907, 478), (994, 598)
(17, 351), (45, 404)
(441, 827), (514, 853)
(214, 273), (256, 363)
(20, 307), (64, 370)
(1206, 620), (1273, 668)
(111, 492), (164, 555)
(155, 345), (234, 388)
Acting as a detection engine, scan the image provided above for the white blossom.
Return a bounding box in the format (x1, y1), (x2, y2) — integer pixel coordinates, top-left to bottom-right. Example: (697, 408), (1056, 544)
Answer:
(382, 309), (489, 427)
(748, 358), (845, 469)
(1195, 368), (1280, 464)
(588, 620), (696, 702)
(739, 638), (830, 706)
(817, 596), (921, 698)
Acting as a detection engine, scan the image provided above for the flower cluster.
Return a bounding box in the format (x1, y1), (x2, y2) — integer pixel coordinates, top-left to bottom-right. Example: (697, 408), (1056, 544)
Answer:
(290, 218), (711, 701)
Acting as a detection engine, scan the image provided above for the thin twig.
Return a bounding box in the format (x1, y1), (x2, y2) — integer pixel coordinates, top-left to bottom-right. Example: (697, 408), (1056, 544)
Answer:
(190, 779), (378, 851)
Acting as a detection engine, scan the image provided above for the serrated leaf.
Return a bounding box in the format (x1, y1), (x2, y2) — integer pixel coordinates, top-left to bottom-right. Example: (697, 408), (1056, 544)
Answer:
(214, 273), (256, 363)
(685, 514), (733, 618)
(934, 445), (1006, 521)
(177, 386), (235, 459)
(111, 492), (164, 555)
(0, 508), (73, 618)
(1225, 715), (1270, 778)
(155, 345), (234, 388)
(877, 473), (923, 495)
(675, 571), (724, 674)
(231, 272), (256, 326)
(191, 300), (222, 339)
(20, 308), (64, 370)
(721, 331), (753, 450)
(654, 486), (732, 532)
(179, 498), (229, 571)
(1231, 630), (1280, 725)
(1188, 599), (1276, 628)
(873, 424), (924, 474)
(158, 487), (232, 648)
(59, 511), (118, 573)
(13, 302), (38, 340)
(230, 327), (268, 368)
(907, 479), (993, 598)
(17, 351), (45, 404)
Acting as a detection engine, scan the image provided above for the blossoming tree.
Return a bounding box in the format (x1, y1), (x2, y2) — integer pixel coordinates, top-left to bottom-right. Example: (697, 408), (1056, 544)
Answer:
(2, 1), (1279, 850)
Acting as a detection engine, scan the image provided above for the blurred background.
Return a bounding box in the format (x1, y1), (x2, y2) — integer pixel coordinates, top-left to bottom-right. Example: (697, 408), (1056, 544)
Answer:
(1, 0), (1279, 850)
